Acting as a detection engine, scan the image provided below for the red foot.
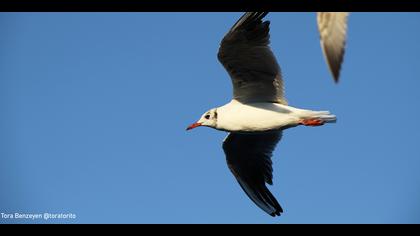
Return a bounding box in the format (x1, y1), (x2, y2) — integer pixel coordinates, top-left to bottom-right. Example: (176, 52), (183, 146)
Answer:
(300, 119), (324, 126)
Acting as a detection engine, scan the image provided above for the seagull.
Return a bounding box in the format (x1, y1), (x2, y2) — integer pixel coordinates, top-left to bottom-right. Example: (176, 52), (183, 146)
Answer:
(186, 12), (336, 217)
(317, 12), (349, 82)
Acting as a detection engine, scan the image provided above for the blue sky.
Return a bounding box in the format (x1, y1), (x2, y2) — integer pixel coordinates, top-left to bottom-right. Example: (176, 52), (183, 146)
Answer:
(1, 12), (420, 224)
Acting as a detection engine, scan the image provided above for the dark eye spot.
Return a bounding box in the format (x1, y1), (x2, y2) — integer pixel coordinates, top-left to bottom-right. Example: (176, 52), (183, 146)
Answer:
(204, 114), (210, 119)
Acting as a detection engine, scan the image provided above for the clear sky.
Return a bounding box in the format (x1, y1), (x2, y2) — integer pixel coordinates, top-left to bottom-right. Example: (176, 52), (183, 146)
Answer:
(1, 12), (420, 224)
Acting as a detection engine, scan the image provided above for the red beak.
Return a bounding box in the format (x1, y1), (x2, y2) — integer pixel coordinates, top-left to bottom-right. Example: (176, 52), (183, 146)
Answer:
(186, 122), (202, 131)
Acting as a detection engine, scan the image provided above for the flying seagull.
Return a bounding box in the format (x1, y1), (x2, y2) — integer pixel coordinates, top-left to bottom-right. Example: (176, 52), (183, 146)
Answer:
(317, 12), (349, 82)
(186, 12), (336, 217)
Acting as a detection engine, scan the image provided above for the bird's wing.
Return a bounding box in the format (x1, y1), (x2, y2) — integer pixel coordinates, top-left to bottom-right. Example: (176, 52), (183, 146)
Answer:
(317, 12), (349, 82)
(222, 131), (283, 217)
(218, 12), (287, 105)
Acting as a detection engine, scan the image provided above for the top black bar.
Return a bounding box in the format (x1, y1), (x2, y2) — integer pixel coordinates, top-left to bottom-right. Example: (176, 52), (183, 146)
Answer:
(1, 0), (420, 12)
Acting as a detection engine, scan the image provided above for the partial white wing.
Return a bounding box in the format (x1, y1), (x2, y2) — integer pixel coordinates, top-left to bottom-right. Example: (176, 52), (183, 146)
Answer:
(317, 12), (349, 82)
(218, 12), (287, 105)
(222, 131), (283, 217)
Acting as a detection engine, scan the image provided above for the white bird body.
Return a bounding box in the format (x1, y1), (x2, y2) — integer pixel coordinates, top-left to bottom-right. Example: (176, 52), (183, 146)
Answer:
(215, 100), (335, 133)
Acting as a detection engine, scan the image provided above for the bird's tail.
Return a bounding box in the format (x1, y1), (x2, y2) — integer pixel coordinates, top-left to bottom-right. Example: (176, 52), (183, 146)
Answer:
(298, 110), (337, 127)
(309, 110), (337, 124)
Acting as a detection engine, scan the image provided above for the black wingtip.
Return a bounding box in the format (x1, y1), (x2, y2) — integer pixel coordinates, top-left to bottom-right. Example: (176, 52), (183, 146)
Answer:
(269, 208), (282, 217)
(229, 12), (269, 32)
(332, 67), (341, 83)
(235, 180), (284, 217)
(266, 197), (283, 217)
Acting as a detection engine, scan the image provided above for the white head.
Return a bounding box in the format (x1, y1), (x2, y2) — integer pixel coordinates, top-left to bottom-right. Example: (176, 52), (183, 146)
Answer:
(186, 108), (218, 130)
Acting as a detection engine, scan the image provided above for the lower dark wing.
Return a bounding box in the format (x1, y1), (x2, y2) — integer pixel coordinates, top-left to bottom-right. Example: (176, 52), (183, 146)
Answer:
(222, 131), (283, 217)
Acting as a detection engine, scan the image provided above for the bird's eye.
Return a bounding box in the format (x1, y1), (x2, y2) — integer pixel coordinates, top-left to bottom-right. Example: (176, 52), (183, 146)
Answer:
(204, 114), (210, 119)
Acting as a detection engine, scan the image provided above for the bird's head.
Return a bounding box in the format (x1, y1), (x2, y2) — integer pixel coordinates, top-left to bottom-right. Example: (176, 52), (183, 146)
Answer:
(186, 108), (218, 131)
